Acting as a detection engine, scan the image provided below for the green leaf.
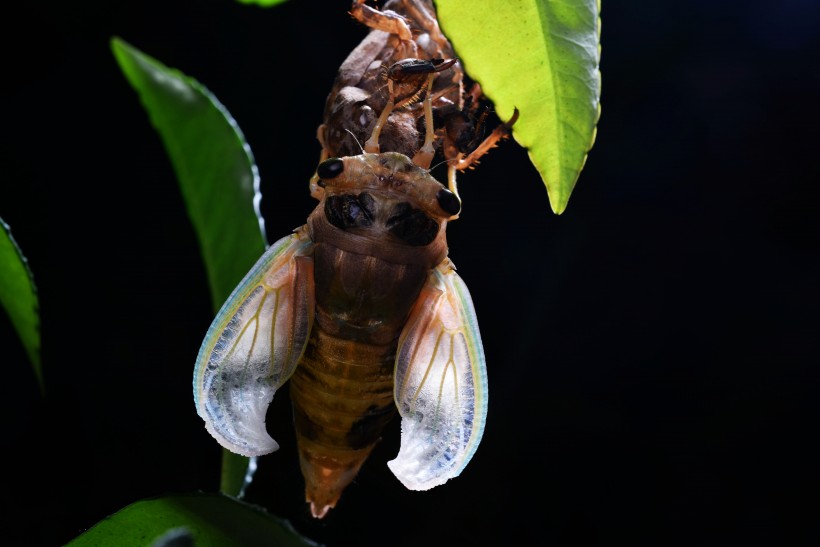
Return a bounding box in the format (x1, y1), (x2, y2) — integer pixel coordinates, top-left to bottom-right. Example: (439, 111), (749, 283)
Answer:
(65, 493), (321, 547)
(435, 0), (601, 214)
(236, 0), (289, 6)
(0, 218), (42, 393)
(111, 37), (265, 497)
(111, 37), (267, 307)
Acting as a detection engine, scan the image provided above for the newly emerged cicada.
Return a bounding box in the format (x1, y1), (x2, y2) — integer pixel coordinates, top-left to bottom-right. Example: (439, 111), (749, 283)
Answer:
(194, 0), (516, 519)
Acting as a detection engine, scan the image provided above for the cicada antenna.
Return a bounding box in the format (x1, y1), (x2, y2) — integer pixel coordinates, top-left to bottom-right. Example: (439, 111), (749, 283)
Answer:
(344, 128), (366, 155)
(429, 157), (453, 173)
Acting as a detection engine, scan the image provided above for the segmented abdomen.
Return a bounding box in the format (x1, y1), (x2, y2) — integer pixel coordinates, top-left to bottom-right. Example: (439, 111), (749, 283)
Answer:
(291, 327), (396, 452)
(289, 242), (430, 512)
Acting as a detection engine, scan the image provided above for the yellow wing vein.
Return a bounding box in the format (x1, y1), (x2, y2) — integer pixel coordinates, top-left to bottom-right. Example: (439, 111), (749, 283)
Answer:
(431, 332), (459, 438)
(397, 310), (431, 398)
(267, 286), (281, 376)
(409, 327), (445, 410)
(224, 288), (269, 366)
(430, 332), (450, 436)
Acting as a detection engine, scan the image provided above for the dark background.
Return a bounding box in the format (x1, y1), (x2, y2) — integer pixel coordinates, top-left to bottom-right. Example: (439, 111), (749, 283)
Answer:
(3, 1), (819, 545)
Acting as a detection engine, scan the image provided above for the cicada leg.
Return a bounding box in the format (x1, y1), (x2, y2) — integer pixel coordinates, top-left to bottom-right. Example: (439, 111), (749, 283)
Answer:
(350, 0), (417, 58)
(384, 57), (457, 110)
(412, 72), (437, 170)
(452, 107), (520, 172)
(402, 0), (450, 53)
(367, 57), (456, 155)
(441, 107), (518, 208)
(446, 160), (461, 212)
(364, 79), (396, 153)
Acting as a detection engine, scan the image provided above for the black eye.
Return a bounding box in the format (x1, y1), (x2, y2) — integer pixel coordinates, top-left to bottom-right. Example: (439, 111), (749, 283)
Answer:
(317, 158), (344, 180)
(387, 203), (439, 246)
(325, 194), (374, 230)
(436, 188), (461, 215)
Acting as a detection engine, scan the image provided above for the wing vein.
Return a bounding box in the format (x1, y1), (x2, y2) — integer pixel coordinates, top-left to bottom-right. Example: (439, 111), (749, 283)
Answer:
(411, 327), (445, 409)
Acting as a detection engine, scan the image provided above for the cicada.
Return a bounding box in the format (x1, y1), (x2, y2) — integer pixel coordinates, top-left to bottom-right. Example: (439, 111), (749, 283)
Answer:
(193, 0), (516, 519)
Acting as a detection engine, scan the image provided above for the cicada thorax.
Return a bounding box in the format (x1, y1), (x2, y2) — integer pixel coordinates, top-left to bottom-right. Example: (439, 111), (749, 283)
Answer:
(291, 153), (459, 517)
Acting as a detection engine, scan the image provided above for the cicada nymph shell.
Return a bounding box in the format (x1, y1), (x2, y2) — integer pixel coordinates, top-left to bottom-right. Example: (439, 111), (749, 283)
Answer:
(319, 0), (462, 161)
(312, 0), (518, 204)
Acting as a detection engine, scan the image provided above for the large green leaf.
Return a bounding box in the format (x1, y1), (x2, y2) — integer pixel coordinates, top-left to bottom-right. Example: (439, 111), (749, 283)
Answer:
(66, 493), (321, 547)
(0, 218), (42, 393)
(111, 37), (265, 497)
(111, 37), (267, 307)
(435, 0), (601, 214)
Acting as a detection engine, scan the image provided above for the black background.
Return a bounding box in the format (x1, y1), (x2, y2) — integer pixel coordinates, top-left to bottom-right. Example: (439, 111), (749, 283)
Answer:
(3, 1), (819, 545)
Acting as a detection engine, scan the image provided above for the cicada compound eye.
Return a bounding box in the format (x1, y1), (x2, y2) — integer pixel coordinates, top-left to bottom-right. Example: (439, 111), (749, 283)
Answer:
(317, 158), (345, 180)
(436, 188), (461, 216)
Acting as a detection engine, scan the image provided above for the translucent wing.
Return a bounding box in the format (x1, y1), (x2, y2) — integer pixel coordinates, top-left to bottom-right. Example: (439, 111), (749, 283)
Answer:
(193, 228), (315, 457)
(389, 259), (488, 490)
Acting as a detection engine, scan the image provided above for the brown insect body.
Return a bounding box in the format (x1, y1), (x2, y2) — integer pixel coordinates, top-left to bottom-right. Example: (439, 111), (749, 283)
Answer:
(297, 5), (463, 511)
(292, 153), (455, 517)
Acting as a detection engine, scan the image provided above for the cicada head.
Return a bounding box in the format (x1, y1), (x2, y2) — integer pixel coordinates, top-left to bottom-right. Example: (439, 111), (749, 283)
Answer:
(307, 153), (460, 272)
(316, 153), (460, 220)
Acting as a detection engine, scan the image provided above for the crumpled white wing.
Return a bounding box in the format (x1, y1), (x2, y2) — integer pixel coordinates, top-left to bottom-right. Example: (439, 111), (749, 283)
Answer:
(389, 259), (488, 490)
(193, 229), (314, 457)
